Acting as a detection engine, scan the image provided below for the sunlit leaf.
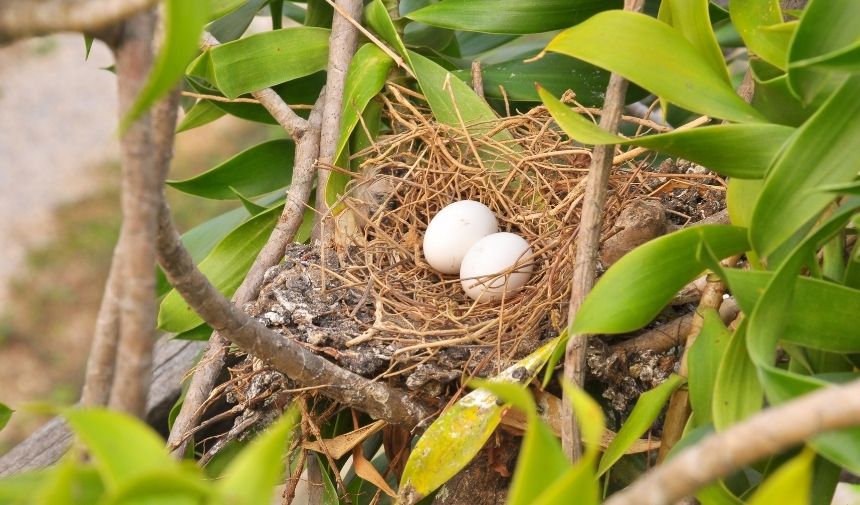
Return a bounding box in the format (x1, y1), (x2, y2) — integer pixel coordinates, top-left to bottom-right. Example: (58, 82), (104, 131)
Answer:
(787, 0), (860, 104)
(687, 311), (731, 427)
(597, 374), (685, 475)
(167, 140), (294, 200)
(572, 225), (750, 335)
(730, 0), (790, 70)
(546, 11), (764, 123)
(750, 75), (860, 256)
(198, 27), (330, 98)
(122, 0), (209, 131)
(746, 449), (814, 505)
(406, 0), (621, 34)
(176, 100), (226, 133)
(0, 403), (12, 431)
(540, 87), (791, 179)
(712, 320), (762, 430)
(664, 0), (729, 82)
(397, 338), (558, 503)
(64, 409), (175, 488)
(217, 407), (300, 505)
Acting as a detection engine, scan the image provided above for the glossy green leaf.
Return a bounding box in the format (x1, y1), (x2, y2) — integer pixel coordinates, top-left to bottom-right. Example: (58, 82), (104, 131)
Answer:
(0, 403), (11, 431)
(750, 63), (816, 126)
(712, 320), (762, 430)
(664, 0), (729, 82)
(751, 75), (860, 256)
(727, 270), (860, 353)
(122, 0), (209, 131)
(456, 32), (518, 57)
(176, 99), (225, 133)
(33, 462), (104, 505)
(232, 187), (268, 215)
(531, 464), (598, 505)
(545, 11), (763, 123)
(697, 480), (744, 505)
(174, 324), (214, 342)
(218, 407), (300, 505)
(540, 87), (791, 178)
(398, 338), (558, 502)
(200, 27), (330, 98)
(365, 0), (409, 59)
(167, 139), (294, 200)
(727, 178), (763, 230)
(746, 449), (814, 505)
(64, 408), (175, 488)
(158, 204), (283, 332)
(729, 0), (789, 69)
(208, 0), (269, 43)
(792, 40), (860, 72)
(406, 0), (620, 34)
(572, 225), (750, 334)
(480, 381), (570, 505)
(0, 470), (51, 503)
(688, 310), (732, 426)
(597, 374), (685, 476)
(333, 44), (393, 170)
(787, 0), (859, 104)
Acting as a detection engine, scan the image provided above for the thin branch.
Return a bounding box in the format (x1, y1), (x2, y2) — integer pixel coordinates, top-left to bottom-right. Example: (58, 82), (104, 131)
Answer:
(252, 88), (309, 140)
(181, 90), (316, 109)
(562, 0), (646, 462)
(105, 11), (160, 418)
(471, 60), (484, 99)
(315, 0), (363, 240)
(80, 243), (123, 406)
(0, 0), (157, 43)
(155, 201), (434, 426)
(605, 378), (860, 505)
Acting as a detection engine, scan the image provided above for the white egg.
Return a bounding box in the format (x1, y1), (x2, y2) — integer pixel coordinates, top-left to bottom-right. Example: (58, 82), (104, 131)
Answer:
(423, 200), (499, 274)
(460, 232), (534, 302)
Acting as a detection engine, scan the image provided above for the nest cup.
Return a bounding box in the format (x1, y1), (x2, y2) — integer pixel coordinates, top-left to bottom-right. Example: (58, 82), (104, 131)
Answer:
(331, 86), (650, 378)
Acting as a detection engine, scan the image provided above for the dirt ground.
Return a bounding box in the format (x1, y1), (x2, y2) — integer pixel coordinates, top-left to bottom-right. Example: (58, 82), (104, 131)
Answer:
(0, 35), (274, 451)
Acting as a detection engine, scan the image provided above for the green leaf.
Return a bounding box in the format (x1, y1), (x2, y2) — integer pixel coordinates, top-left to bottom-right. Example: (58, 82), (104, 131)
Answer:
(540, 87), (791, 179)
(217, 406), (300, 505)
(167, 139), (294, 200)
(200, 27), (330, 98)
(664, 0), (730, 82)
(406, 0), (621, 34)
(122, 0), (209, 131)
(483, 384), (568, 505)
(334, 44), (392, 164)
(712, 320), (762, 430)
(792, 40), (860, 72)
(398, 338), (558, 502)
(750, 75), (860, 256)
(545, 11), (764, 123)
(750, 62), (816, 126)
(64, 408), (175, 489)
(0, 403), (12, 431)
(33, 462), (104, 505)
(365, 0), (409, 59)
(746, 449), (814, 505)
(572, 225), (750, 335)
(174, 324), (214, 341)
(158, 204), (283, 332)
(597, 374), (685, 475)
(787, 0), (860, 104)
(210, 0), (246, 19)
(0, 470), (51, 503)
(687, 311), (732, 426)
(102, 469), (211, 505)
(475, 54), (647, 107)
(231, 187), (269, 215)
(208, 0), (269, 43)
(176, 99), (226, 133)
(727, 178), (764, 229)
(697, 480), (744, 505)
(729, 0), (790, 70)
(727, 270), (860, 353)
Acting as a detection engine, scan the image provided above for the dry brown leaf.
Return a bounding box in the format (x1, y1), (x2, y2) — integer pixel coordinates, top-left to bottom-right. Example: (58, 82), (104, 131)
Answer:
(302, 419), (386, 459)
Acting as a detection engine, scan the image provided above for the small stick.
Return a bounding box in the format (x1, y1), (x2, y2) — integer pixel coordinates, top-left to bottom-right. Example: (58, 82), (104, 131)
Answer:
(471, 60), (484, 99)
(563, 0), (646, 462)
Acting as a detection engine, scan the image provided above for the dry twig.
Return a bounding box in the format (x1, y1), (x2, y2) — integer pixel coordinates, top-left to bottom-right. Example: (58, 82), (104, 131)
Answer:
(562, 0), (646, 462)
(0, 0), (156, 42)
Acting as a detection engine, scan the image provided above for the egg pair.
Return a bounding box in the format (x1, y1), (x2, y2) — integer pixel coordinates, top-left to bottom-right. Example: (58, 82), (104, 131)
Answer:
(422, 200), (534, 302)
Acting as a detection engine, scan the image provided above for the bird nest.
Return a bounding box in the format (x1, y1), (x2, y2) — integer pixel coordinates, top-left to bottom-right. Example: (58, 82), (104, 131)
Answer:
(309, 88), (681, 391)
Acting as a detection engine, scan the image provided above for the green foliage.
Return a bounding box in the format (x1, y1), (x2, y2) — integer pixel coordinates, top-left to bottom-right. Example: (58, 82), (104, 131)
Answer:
(0, 407), (299, 505)
(0, 403), (11, 432)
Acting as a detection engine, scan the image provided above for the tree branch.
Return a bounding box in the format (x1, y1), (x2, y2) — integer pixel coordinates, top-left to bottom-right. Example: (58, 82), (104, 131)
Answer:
(314, 0), (363, 240)
(562, 0), (646, 461)
(155, 202), (434, 426)
(604, 378), (860, 505)
(0, 0), (157, 43)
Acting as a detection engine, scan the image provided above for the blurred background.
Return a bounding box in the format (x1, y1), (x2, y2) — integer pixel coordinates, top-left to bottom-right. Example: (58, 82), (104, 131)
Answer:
(0, 34), (278, 452)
